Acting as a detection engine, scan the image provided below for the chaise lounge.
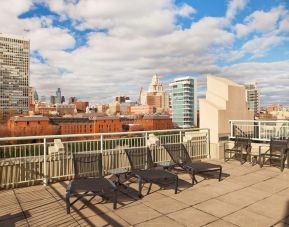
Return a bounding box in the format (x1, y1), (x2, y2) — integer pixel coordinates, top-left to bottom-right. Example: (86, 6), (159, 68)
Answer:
(163, 143), (222, 185)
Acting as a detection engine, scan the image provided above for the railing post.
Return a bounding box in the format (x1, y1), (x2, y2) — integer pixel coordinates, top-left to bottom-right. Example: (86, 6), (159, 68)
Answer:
(43, 137), (48, 186)
(100, 134), (103, 153)
(179, 131), (182, 144)
(230, 121), (233, 138)
(258, 121), (261, 140)
(207, 129), (211, 158)
(100, 134), (104, 176)
(145, 132), (148, 147)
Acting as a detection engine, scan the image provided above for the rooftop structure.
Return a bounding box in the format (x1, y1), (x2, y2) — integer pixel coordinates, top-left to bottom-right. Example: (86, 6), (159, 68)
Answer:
(200, 76), (254, 147)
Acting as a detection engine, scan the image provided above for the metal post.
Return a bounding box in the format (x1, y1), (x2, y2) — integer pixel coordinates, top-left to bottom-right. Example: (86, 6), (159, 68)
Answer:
(43, 137), (48, 186)
(207, 129), (211, 158)
(145, 132), (148, 147)
(230, 121), (233, 138)
(100, 134), (104, 175)
(258, 121), (261, 140)
(100, 134), (103, 153)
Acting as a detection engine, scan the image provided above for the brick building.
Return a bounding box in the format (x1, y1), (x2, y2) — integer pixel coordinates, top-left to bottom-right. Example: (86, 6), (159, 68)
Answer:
(50, 116), (122, 134)
(75, 101), (89, 113)
(135, 115), (173, 131)
(7, 116), (59, 137)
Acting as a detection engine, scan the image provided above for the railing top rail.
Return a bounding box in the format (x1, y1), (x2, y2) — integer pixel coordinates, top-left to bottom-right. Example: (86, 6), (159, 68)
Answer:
(0, 128), (209, 142)
(229, 120), (289, 123)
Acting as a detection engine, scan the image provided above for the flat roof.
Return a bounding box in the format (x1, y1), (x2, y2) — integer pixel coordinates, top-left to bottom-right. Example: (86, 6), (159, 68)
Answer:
(0, 33), (29, 42)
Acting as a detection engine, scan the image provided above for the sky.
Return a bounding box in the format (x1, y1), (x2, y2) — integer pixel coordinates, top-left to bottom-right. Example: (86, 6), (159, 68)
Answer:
(1, 0), (289, 106)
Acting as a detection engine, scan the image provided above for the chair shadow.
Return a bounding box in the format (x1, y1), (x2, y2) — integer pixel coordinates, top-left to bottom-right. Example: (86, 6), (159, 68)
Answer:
(0, 211), (31, 227)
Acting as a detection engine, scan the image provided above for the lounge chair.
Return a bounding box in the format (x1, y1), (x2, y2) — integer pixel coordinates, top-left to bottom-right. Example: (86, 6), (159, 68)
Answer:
(66, 152), (117, 214)
(259, 138), (289, 171)
(163, 143), (222, 185)
(124, 147), (178, 198)
(224, 137), (251, 164)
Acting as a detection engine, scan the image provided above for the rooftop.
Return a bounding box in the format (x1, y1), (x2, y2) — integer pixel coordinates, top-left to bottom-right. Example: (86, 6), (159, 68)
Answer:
(2, 160), (289, 227)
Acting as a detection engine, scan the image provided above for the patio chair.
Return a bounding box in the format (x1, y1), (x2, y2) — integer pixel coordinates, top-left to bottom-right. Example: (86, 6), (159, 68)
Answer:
(124, 147), (178, 198)
(163, 143), (222, 185)
(66, 152), (117, 214)
(224, 137), (252, 164)
(259, 139), (289, 171)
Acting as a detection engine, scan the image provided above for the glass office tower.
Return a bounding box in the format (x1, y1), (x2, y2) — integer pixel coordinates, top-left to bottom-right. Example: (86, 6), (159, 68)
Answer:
(169, 77), (197, 128)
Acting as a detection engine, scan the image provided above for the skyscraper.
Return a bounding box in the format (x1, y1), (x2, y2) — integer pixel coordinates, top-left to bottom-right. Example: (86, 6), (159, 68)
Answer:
(244, 82), (260, 114)
(169, 77), (197, 128)
(56, 88), (61, 104)
(0, 33), (30, 120)
(140, 74), (169, 113)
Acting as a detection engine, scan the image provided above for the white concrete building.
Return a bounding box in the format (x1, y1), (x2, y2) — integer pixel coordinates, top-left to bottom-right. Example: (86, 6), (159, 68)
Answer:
(200, 76), (254, 156)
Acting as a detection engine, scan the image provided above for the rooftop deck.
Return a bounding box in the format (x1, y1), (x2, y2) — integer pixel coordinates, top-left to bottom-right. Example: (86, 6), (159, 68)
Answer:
(1, 160), (289, 227)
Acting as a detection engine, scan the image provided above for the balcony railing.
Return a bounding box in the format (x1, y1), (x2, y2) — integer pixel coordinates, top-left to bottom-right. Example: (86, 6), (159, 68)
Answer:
(0, 128), (210, 189)
(229, 120), (289, 141)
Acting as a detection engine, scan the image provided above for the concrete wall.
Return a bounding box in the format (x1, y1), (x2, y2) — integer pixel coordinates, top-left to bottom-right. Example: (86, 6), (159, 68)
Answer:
(200, 76), (254, 147)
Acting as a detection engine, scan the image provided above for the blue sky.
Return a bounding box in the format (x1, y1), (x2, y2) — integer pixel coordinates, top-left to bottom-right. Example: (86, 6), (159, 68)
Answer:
(1, 0), (289, 105)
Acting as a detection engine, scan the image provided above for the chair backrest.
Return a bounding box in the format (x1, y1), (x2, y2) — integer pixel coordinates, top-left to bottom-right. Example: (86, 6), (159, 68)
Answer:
(270, 139), (289, 156)
(163, 143), (192, 166)
(124, 147), (154, 171)
(73, 152), (103, 178)
(234, 137), (251, 151)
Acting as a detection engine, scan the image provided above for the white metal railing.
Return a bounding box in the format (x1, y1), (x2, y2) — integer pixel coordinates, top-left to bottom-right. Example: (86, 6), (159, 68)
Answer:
(229, 120), (289, 141)
(0, 128), (210, 189)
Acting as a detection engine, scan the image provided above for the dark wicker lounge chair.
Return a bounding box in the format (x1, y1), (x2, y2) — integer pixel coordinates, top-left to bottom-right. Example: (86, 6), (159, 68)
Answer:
(66, 152), (117, 214)
(163, 143), (222, 185)
(259, 139), (289, 171)
(224, 137), (251, 164)
(124, 147), (178, 198)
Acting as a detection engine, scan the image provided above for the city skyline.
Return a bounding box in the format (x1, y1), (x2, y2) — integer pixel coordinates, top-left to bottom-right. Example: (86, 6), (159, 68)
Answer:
(1, 0), (289, 105)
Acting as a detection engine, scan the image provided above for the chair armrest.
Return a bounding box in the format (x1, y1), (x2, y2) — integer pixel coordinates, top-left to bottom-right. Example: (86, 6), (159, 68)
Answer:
(259, 145), (269, 156)
(224, 141), (235, 150)
(152, 162), (165, 170)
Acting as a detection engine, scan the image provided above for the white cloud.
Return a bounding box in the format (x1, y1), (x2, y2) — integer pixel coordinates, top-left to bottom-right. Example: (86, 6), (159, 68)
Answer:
(279, 15), (289, 32)
(235, 6), (288, 37)
(1, 0), (289, 105)
(175, 3), (196, 18)
(226, 0), (248, 20)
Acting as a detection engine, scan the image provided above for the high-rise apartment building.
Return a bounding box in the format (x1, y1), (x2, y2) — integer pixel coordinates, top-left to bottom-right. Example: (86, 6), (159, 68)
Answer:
(169, 77), (197, 128)
(244, 82), (260, 113)
(0, 33), (30, 120)
(140, 74), (169, 113)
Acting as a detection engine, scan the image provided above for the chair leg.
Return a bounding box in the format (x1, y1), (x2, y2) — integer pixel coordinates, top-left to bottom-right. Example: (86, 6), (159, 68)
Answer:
(66, 191), (70, 214)
(113, 189), (117, 209)
(147, 182), (153, 195)
(191, 171), (197, 185)
(219, 167), (222, 181)
(137, 177), (143, 198)
(175, 176), (178, 194)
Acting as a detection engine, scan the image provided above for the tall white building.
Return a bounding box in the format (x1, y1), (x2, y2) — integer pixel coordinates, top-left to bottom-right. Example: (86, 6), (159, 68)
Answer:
(0, 33), (30, 120)
(169, 77), (197, 128)
(140, 74), (169, 113)
(244, 82), (260, 114)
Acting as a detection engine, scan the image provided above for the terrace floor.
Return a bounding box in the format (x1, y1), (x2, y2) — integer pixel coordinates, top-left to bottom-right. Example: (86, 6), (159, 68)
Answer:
(1, 160), (289, 227)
